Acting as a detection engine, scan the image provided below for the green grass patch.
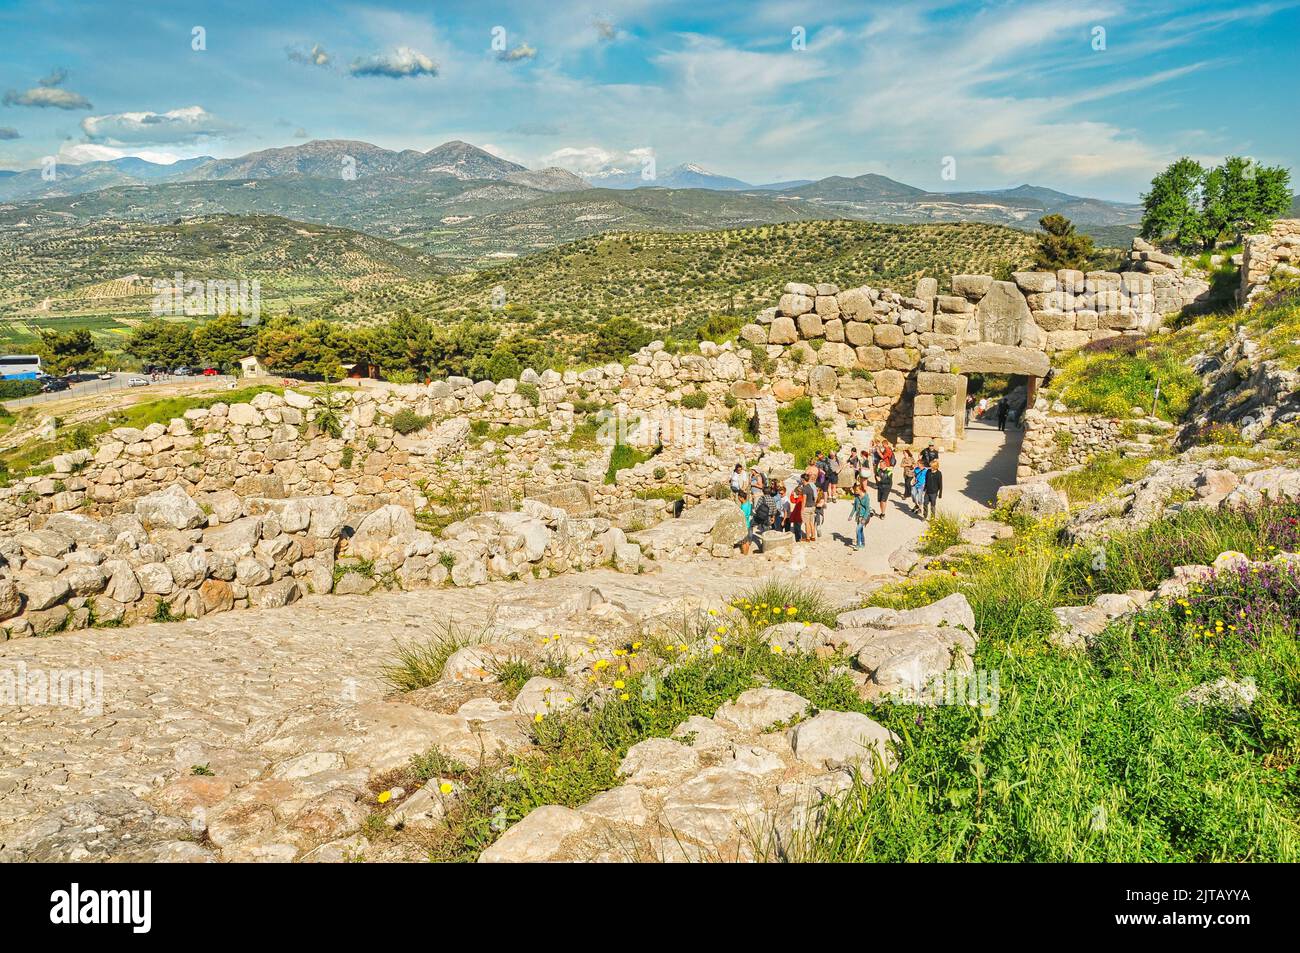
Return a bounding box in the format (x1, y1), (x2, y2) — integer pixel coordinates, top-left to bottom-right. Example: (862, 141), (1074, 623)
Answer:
(1047, 339), (1200, 421)
(778, 397), (836, 467)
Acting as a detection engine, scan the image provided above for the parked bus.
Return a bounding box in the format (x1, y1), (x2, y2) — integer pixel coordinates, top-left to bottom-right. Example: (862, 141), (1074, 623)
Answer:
(0, 354), (42, 380)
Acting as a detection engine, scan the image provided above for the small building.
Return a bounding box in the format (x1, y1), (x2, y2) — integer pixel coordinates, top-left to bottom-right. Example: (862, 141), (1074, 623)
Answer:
(238, 355), (266, 378)
(341, 360), (380, 380)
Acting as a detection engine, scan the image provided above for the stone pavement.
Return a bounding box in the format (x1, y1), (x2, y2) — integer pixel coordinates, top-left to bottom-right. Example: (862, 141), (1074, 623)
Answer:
(0, 560), (861, 860)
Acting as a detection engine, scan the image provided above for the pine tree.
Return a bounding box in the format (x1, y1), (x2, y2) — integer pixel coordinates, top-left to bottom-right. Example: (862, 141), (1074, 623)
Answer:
(1033, 214), (1094, 270)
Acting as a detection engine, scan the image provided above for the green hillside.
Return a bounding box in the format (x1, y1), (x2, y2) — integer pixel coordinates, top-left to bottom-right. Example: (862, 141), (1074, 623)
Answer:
(307, 219), (1038, 344)
(0, 214), (442, 347)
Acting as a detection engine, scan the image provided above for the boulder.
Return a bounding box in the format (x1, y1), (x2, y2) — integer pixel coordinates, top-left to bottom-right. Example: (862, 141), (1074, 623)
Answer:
(713, 688), (809, 733)
(136, 485), (207, 531)
(478, 806), (586, 863)
(786, 710), (898, 776)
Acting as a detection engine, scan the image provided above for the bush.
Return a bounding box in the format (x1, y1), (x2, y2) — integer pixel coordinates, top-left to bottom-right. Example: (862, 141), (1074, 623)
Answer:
(391, 408), (432, 435)
(605, 442), (651, 484)
(0, 380), (41, 400)
(516, 382), (540, 407)
(680, 391), (708, 409)
(777, 398), (836, 466)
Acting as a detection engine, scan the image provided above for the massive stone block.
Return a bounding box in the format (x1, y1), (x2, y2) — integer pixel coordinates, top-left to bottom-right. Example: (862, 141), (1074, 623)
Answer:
(955, 343), (1050, 377)
(976, 281), (1034, 346)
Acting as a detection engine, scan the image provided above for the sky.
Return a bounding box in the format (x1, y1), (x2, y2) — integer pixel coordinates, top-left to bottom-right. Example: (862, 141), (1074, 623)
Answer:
(0, 0), (1296, 200)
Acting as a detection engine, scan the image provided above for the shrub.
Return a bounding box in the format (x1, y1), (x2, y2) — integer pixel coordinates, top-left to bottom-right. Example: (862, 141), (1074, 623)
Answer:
(391, 409), (432, 435)
(0, 380), (41, 400)
(777, 398), (836, 466)
(917, 510), (964, 556)
(605, 442), (651, 484)
(516, 382), (540, 406)
(680, 391), (708, 410)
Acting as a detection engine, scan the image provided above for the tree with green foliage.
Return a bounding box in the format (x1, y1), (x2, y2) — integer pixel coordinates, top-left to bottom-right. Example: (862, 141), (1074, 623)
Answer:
(36, 328), (106, 376)
(192, 313), (258, 371)
(1140, 157), (1206, 249)
(1142, 156), (1292, 250)
(126, 319), (198, 369)
(587, 315), (652, 362)
(256, 316), (344, 379)
(1201, 156), (1293, 247)
(1032, 214), (1095, 270)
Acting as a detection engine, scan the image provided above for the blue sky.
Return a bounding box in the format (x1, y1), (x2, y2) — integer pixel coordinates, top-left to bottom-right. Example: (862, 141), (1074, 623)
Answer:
(0, 0), (1296, 199)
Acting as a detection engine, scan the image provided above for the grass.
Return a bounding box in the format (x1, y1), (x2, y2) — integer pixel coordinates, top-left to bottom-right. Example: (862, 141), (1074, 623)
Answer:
(605, 442), (652, 484)
(379, 620), (488, 693)
(917, 509), (964, 556)
(372, 534), (1298, 862)
(371, 578), (848, 860)
(1047, 337), (1201, 421)
(1049, 451), (1158, 507)
(777, 397), (837, 467)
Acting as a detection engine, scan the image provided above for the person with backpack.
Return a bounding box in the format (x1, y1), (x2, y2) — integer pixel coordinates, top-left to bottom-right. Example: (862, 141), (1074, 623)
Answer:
(825, 451), (841, 501)
(997, 400), (1009, 432)
(875, 441), (895, 518)
(900, 448), (916, 501)
(920, 440), (940, 467)
(911, 459), (928, 512)
(801, 478), (818, 542)
(923, 460), (943, 518)
(738, 491), (754, 554)
(850, 485), (873, 549)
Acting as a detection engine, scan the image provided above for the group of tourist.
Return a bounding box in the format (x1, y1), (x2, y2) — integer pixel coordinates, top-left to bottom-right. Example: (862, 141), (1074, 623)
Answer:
(965, 394), (1021, 432)
(731, 437), (945, 553)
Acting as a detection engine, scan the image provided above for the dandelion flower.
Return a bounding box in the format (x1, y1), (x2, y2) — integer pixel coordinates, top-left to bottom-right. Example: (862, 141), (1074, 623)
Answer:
(439, 782), (454, 795)
(712, 644), (723, 655)
(614, 679), (625, 689)
(534, 713), (544, 723)
(377, 790), (392, 804)
(770, 644), (783, 654)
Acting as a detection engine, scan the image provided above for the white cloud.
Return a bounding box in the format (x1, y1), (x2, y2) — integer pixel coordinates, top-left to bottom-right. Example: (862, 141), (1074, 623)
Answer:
(349, 46), (438, 78)
(3, 86), (92, 110)
(287, 44), (331, 67)
(80, 106), (237, 145)
(542, 145), (654, 175)
(57, 142), (187, 164)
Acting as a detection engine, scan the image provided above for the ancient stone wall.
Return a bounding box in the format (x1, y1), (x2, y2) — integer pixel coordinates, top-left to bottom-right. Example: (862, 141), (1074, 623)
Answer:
(1241, 218), (1300, 305)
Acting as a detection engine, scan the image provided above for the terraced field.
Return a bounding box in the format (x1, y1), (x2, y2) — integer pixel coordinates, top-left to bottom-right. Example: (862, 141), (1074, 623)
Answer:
(310, 219), (1040, 336)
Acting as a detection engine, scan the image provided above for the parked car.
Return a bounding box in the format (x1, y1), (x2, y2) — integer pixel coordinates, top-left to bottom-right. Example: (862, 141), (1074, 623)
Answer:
(41, 378), (70, 392)
(173, 367), (192, 376)
(127, 377), (150, 387)
(202, 367), (219, 376)
(97, 372), (113, 380)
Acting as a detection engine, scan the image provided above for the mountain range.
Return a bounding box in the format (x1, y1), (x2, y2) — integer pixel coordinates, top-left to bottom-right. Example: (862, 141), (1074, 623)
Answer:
(0, 138), (1149, 263)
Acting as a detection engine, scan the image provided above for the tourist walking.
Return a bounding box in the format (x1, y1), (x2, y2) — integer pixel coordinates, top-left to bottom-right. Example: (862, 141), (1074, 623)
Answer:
(997, 400), (1009, 432)
(923, 461), (943, 518)
(920, 439), (940, 468)
(826, 451), (841, 501)
(965, 394), (975, 427)
(812, 482), (826, 540)
(901, 448), (916, 500)
(850, 486), (873, 549)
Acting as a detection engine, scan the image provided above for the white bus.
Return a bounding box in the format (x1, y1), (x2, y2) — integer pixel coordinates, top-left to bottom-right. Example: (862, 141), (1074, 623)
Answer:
(0, 354), (42, 380)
